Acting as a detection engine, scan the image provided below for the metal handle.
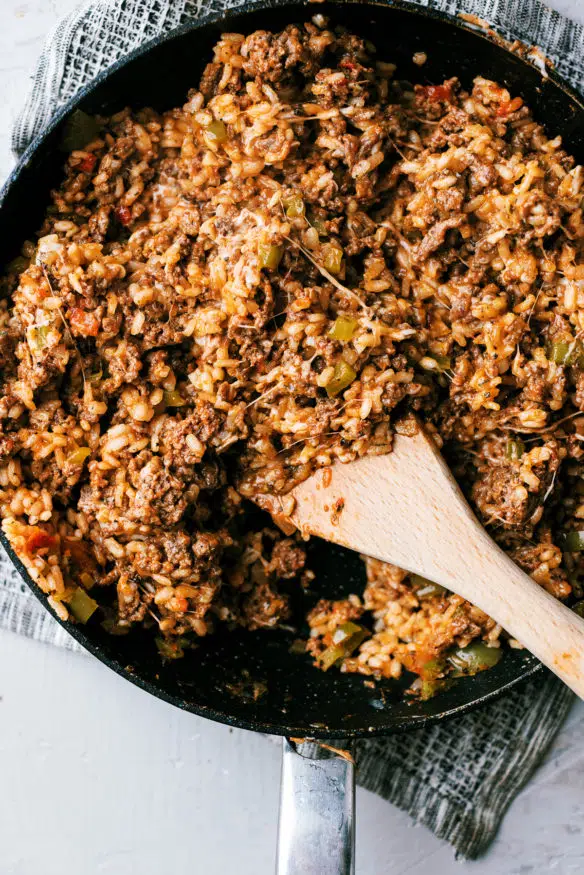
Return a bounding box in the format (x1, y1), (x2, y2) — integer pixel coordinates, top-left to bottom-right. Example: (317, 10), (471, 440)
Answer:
(276, 738), (355, 875)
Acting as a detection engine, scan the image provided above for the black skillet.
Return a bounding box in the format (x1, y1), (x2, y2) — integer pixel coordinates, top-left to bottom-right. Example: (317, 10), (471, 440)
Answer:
(1, 2), (582, 871)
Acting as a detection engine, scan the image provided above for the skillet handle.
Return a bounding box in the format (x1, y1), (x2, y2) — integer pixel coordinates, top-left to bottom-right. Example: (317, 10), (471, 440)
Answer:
(276, 737), (355, 875)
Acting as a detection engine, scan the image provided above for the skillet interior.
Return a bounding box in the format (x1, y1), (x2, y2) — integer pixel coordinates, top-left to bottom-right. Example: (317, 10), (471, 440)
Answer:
(2, 0), (582, 738)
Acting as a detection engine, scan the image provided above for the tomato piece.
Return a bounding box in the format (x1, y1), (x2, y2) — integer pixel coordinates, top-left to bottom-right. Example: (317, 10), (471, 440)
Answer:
(173, 597), (189, 613)
(401, 646), (441, 678)
(26, 528), (57, 553)
(79, 154), (97, 173)
(496, 96), (523, 117)
(116, 205), (132, 226)
(69, 307), (100, 337)
(417, 84), (452, 103)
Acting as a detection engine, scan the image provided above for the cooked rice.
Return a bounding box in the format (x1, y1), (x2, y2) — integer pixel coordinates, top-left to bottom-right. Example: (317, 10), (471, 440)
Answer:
(1, 20), (583, 695)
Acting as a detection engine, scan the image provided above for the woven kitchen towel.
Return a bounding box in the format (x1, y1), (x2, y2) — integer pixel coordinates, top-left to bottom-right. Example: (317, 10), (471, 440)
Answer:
(2, 0), (581, 859)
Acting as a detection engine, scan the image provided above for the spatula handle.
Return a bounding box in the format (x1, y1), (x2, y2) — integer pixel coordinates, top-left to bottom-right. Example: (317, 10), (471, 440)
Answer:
(448, 531), (584, 699)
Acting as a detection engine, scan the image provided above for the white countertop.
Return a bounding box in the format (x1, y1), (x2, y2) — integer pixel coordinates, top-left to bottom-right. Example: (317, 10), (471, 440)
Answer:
(1, 2), (584, 873)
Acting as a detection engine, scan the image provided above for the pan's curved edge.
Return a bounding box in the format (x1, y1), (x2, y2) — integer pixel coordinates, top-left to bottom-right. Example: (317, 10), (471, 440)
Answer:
(0, 0), (564, 737)
(0, 523), (542, 739)
(3, 0), (584, 211)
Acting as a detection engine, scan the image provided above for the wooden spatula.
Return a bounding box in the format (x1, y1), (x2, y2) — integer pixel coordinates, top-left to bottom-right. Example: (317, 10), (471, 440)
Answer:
(286, 424), (584, 698)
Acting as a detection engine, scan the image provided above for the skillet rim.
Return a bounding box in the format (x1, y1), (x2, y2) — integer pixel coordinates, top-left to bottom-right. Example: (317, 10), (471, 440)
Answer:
(2, 0), (576, 738)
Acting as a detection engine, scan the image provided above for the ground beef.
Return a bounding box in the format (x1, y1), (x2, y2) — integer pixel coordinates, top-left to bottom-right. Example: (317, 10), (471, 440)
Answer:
(125, 452), (191, 526)
(242, 580), (291, 630)
(268, 538), (306, 578)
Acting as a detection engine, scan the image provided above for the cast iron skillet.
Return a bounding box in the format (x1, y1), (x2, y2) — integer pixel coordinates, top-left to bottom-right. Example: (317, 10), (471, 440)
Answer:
(1, 0), (583, 740)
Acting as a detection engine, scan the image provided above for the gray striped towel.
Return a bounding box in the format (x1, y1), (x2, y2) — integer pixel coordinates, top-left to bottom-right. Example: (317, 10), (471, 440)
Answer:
(4, 0), (581, 858)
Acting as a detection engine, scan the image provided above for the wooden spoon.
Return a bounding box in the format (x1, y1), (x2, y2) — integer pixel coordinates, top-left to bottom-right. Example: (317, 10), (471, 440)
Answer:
(285, 424), (584, 698)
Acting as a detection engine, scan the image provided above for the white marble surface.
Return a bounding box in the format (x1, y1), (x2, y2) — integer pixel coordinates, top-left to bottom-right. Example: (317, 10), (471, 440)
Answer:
(1, 1), (584, 873)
